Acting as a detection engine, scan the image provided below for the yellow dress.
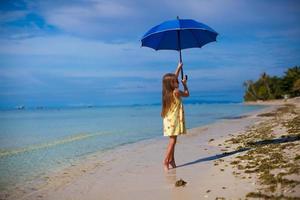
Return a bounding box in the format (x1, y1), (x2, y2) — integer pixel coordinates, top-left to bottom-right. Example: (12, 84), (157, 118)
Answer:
(163, 92), (186, 136)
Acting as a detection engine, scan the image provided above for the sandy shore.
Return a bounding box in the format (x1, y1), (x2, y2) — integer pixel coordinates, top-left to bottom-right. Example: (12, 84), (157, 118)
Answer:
(3, 98), (300, 200)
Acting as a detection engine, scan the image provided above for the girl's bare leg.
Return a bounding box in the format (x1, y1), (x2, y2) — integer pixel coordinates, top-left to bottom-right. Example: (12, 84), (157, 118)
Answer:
(164, 136), (177, 171)
(169, 136), (177, 168)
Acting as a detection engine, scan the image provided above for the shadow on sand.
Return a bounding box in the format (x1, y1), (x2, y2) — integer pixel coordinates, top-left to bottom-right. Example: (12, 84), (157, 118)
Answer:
(176, 135), (300, 169)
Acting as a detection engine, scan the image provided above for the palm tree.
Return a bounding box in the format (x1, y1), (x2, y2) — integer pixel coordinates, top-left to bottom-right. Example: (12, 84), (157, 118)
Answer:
(269, 76), (283, 99)
(243, 80), (259, 100)
(260, 72), (272, 99)
(281, 66), (300, 97)
(293, 79), (300, 96)
(243, 66), (300, 101)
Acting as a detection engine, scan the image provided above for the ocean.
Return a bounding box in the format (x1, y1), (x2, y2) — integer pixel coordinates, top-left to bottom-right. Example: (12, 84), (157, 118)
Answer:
(0, 102), (266, 191)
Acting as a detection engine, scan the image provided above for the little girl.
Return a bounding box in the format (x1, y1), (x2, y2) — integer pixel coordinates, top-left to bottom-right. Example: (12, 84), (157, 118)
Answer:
(161, 62), (189, 171)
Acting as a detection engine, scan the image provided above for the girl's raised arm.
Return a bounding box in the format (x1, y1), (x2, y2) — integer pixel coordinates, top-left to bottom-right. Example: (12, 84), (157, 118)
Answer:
(174, 62), (183, 79)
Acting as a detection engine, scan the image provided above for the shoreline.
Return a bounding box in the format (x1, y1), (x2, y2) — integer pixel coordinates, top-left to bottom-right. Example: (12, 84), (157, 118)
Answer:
(2, 98), (299, 200)
(243, 97), (300, 105)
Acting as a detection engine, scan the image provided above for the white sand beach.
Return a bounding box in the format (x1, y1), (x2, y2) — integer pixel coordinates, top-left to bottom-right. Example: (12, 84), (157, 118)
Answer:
(3, 98), (300, 200)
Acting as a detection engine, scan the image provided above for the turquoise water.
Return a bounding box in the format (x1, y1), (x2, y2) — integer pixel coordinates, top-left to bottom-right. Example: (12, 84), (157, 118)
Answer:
(0, 103), (265, 191)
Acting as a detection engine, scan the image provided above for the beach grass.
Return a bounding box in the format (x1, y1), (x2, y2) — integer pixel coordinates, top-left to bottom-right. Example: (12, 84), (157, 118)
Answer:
(225, 103), (300, 199)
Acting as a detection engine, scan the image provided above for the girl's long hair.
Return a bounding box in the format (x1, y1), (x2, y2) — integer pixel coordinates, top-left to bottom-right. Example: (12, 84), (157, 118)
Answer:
(161, 73), (177, 118)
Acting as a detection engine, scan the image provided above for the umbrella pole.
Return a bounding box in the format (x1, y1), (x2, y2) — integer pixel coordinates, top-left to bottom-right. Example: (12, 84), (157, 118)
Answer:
(177, 28), (184, 80)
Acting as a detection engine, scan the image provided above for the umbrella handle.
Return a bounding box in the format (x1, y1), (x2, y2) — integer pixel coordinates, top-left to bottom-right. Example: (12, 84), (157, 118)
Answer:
(180, 68), (184, 80)
(179, 49), (184, 80)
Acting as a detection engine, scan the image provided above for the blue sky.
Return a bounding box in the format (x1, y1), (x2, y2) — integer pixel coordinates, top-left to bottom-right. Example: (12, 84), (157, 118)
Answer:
(0, 0), (299, 107)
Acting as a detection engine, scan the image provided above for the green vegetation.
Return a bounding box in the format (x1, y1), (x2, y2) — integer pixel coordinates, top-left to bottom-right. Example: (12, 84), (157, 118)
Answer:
(246, 192), (300, 200)
(243, 66), (300, 101)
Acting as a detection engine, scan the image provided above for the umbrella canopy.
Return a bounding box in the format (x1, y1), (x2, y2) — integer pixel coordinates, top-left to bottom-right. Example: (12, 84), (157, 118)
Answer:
(141, 17), (218, 79)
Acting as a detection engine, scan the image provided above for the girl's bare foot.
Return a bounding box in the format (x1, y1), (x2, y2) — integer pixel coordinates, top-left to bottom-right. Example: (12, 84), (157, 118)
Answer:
(163, 160), (169, 171)
(169, 160), (177, 169)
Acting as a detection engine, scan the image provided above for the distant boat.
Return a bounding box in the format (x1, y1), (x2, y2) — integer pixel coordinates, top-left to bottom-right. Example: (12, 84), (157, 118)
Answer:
(16, 105), (25, 110)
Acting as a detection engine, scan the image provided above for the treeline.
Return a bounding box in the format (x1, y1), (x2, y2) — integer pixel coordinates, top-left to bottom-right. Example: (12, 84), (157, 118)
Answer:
(243, 66), (300, 101)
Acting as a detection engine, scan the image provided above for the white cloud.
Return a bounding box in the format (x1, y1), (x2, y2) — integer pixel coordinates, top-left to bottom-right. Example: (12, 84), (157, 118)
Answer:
(93, 1), (135, 17)
(167, 0), (299, 26)
(0, 10), (28, 23)
(34, 0), (140, 40)
(0, 35), (135, 56)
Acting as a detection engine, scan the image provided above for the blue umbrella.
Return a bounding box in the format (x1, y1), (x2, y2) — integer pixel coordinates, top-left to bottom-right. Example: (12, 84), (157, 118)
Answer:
(141, 17), (218, 79)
